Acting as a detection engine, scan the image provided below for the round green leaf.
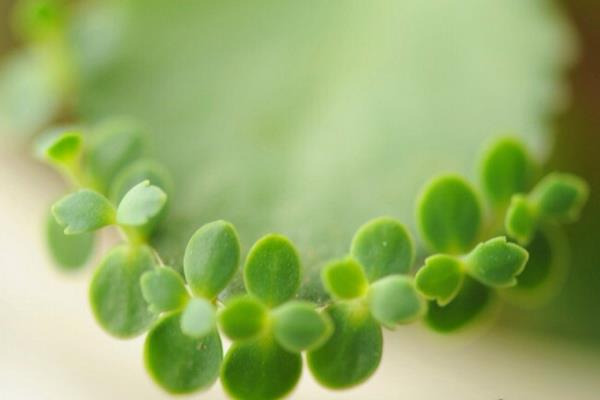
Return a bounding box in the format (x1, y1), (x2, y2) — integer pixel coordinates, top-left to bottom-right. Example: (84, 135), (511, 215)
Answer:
(244, 234), (301, 307)
(425, 276), (491, 333)
(219, 295), (268, 341)
(480, 137), (535, 208)
(222, 336), (302, 400)
(307, 302), (382, 389)
(321, 257), (368, 300)
(116, 180), (167, 227)
(368, 275), (426, 328)
(505, 194), (538, 245)
(89, 245), (157, 337)
(109, 158), (173, 203)
(415, 254), (464, 306)
(531, 172), (589, 223)
(180, 298), (216, 338)
(145, 312), (222, 394)
(140, 267), (189, 313)
(465, 236), (529, 288)
(86, 118), (145, 192)
(45, 210), (94, 270)
(183, 220), (240, 299)
(52, 189), (115, 234)
(272, 301), (332, 353)
(350, 217), (414, 281)
(416, 174), (482, 254)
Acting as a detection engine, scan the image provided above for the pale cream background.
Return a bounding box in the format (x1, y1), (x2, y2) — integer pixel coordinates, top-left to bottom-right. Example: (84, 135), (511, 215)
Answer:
(1, 139), (599, 399)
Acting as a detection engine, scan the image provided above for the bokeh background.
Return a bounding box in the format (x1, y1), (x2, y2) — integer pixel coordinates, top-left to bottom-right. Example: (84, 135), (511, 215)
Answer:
(0, 0), (599, 399)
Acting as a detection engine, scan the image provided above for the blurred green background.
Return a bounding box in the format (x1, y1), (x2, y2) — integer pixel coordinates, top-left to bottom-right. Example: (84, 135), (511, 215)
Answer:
(0, 0), (598, 345)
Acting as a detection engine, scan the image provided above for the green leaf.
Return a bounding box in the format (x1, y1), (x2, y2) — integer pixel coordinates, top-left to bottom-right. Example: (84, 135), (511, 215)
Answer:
(416, 174), (482, 254)
(218, 295), (268, 341)
(183, 220), (240, 299)
(109, 158), (173, 203)
(89, 245), (157, 337)
(52, 189), (115, 234)
(116, 180), (167, 227)
(145, 312), (222, 394)
(45, 210), (94, 270)
(505, 194), (538, 245)
(321, 257), (368, 300)
(180, 298), (216, 338)
(75, 0), (574, 279)
(140, 267), (188, 313)
(36, 129), (82, 168)
(479, 137), (536, 208)
(13, 0), (66, 41)
(465, 236), (529, 288)
(86, 118), (145, 192)
(272, 301), (332, 353)
(221, 336), (302, 400)
(350, 217), (414, 281)
(307, 302), (382, 389)
(425, 276), (491, 333)
(531, 173), (589, 223)
(244, 234), (301, 307)
(415, 254), (464, 306)
(368, 275), (425, 328)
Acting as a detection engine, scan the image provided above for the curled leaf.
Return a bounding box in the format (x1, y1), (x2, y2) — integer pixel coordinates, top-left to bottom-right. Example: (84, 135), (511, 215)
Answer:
(244, 234), (301, 307)
(307, 302), (382, 389)
(89, 245), (157, 337)
(218, 295), (269, 341)
(116, 180), (167, 227)
(36, 129), (82, 168)
(180, 298), (216, 338)
(145, 312), (222, 394)
(368, 275), (426, 328)
(272, 301), (332, 353)
(183, 220), (240, 299)
(465, 236), (529, 288)
(416, 174), (482, 254)
(321, 257), (368, 300)
(350, 217), (414, 281)
(415, 254), (464, 306)
(52, 189), (115, 234)
(140, 267), (189, 313)
(222, 336), (302, 400)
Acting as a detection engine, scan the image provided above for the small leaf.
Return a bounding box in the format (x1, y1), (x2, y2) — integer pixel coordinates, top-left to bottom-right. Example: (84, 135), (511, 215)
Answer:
(109, 158), (173, 203)
(145, 312), (222, 394)
(368, 275), (426, 328)
(36, 129), (82, 168)
(180, 298), (216, 338)
(219, 295), (268, 341)
(465, 236), (529, 288)
(307, 302), (382, 389)
(89, 245), (157, 337)
(505, 194), (538, 245)
(244, 234), (301, 307)
(415, 254), (464, 306)
(425, 276), (491, 333)
(183, 220), (240, 299)
(350, 217), (414, 281)
(45, 210), (94, 270)
(321, 257), (368, 300)
(86, 118), (145, 192)
(480, 137), (535, 208)
(416, 174), (482, 254)
(116, 180), (167, 226)
(531, 173), (589, 223)
(140, 267), (189, 313)
(52, 189), (115, 234)
(222, 336), (302, 400)
(272, 301), (332, 353)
